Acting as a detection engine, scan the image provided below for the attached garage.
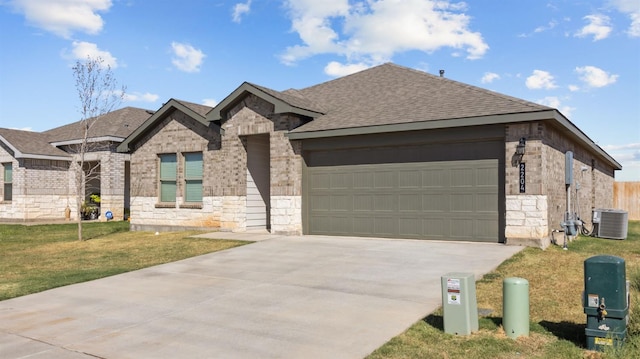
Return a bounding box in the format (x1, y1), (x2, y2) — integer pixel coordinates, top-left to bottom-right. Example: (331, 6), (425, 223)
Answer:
(301, 128), (506, 242)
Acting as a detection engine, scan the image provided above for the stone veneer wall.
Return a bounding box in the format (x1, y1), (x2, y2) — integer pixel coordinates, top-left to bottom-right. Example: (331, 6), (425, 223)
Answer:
(505, 121), (616, 248)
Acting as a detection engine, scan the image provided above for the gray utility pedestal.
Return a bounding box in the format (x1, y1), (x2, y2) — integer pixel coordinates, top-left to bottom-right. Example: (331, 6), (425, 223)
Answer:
(441, 272), (478, 335)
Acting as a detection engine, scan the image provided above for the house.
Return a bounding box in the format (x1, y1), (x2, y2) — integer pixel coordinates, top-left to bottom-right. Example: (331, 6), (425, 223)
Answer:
(118, 63), (621, 247)
(0, 107), (152, 222)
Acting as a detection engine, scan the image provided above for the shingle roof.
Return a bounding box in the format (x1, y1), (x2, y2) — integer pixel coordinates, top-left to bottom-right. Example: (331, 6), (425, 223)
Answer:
(248, 83), (326, 114)
(0, 128), (70, 159)
(44, 107), (154, 143)
(291, 63), (551, 133)
(174, 99), (213, 117)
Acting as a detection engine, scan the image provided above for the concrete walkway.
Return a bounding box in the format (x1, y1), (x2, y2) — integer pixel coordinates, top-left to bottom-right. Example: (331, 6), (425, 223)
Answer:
(0, 234), (523, 359)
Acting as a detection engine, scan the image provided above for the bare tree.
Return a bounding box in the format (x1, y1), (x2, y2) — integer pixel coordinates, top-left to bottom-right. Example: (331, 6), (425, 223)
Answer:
(72, 56), (125, 240)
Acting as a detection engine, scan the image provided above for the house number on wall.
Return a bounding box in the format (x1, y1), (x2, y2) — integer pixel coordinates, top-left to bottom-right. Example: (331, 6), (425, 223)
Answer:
(519, 162), (526, 193)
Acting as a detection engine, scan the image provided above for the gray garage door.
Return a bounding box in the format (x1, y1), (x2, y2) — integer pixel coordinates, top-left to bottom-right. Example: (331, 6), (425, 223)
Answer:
(304, 159), (499, 242)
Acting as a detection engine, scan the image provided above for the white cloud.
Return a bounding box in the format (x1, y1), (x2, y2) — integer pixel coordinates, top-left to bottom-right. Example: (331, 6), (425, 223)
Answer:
(324, 61), (370, 77)
(575, 65), (618, 88)
(481, 72), (500, 84)
(202, 98), (217, 107)
(7, 0), (112, 38)
(70, 41), (118, 68)
(603, 143), (640, 151)
(232, 0), (251, 23)
(568, 84), (580, 92)
(575, 14), (612, 41)
(534, 20), (558, 33)
(526, 70), (557, 90)
(9, 126), (33, 131)
(281, 0), (488, 66)
(609, 0), (640, 37)
(537, 96), (575, 118)
(123, 92), (159, 103)
(171, 42), (205, 73)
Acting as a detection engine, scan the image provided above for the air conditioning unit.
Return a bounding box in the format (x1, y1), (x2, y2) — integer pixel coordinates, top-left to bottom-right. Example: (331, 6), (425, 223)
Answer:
(592, 209), (629, 240)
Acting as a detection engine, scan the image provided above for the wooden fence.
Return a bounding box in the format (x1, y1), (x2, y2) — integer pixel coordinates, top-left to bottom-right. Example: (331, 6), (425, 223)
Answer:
(613, 182), (640, 220)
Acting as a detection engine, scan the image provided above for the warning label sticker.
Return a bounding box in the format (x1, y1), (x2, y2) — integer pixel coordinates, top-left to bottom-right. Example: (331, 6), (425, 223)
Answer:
(447, 278), (461, 293)
(588, 294), (599, 307)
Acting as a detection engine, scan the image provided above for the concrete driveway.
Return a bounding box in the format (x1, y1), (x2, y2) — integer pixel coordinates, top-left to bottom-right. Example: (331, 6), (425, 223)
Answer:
(0, 234), (523, 359)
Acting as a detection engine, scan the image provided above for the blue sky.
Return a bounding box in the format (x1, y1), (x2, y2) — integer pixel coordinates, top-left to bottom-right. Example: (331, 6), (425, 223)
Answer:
(0, 0), (638, 180)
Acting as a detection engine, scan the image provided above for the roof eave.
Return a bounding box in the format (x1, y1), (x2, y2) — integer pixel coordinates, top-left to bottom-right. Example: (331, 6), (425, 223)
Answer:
(287, 110), (622, 170)
(16, 154), (72, 161)
(0, 134), (20, 158)
(51, 136), (125, 147)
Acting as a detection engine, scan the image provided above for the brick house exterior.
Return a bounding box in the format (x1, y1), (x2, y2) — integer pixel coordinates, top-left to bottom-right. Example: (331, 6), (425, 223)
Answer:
(119, 63), (620, 247)
(0, 107), (151, 222)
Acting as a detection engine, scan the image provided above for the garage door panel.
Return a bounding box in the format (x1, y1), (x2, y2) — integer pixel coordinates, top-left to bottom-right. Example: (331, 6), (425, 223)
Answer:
(374, 217), (397, 236)
(331, 195), (351, 211)
(399, 171), (422, 188)
(451, 193), (475, 212)
(477, 193), (498, 212)
(451, 168), (475, 187)
(423, 194), (448, 211)
(353, 217), (375, 235)
(311, 195), (331, 211)
(374, 194), (396, 211)
(305, 158), (500, 242)
(451, 219), (474, 238)
(398, 194), (421, 211)
(353, 172), (373, 188)
(477, 167), (498, 185)
(374, 171), (395, 188)
(423, 169), (446, 187)
(353, 195), (373, 211)
(423, 218), (448, 238)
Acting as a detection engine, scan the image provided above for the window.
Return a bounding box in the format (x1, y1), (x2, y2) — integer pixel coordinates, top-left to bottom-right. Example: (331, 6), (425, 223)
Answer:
(3, 163), (12, 202)
(184, 152), (203, 202)
(159, 154), (177, 202)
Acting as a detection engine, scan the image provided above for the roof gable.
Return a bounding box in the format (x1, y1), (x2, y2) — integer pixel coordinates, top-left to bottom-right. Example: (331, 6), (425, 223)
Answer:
(117, 98), (219, 153)
(0, 128), (70, 160)
(206, 82), (325, 122)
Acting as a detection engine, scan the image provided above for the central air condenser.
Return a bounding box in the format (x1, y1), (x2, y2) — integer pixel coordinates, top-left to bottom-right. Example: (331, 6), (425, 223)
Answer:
(592, 209), (629, 240)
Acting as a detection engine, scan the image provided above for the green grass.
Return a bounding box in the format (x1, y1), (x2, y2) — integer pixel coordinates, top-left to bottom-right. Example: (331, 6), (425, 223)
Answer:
(369, 221), (640, 359)
(0, 221), (248, 301)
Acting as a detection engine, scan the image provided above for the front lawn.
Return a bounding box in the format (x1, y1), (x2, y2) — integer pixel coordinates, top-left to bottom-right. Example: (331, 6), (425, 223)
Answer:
(0, 221), (247, 301)
(369, 221), (640, 359)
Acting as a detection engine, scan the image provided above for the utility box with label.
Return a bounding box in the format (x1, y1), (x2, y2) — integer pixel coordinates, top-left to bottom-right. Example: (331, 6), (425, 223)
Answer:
(583, 255), (628, 350)
(441, 272), (478, 335)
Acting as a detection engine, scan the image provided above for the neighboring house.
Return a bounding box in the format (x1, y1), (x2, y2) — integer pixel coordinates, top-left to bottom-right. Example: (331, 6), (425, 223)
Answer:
(0, 107), (152, 222)
(118, 63), (620, 247)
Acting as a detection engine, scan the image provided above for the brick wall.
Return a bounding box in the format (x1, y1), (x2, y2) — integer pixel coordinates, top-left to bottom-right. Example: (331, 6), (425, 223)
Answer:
(129, 109), (223, 228)
(0, 149), (77, 221)
(129, 95), (304, 233)
(504, 121), (616, 247)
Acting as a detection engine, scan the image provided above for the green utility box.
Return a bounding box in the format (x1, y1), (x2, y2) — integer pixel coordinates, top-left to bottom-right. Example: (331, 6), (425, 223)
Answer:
(503, 277), (530, 339)
(441, 273), (478, 335)
(583, 255), (628, 350)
